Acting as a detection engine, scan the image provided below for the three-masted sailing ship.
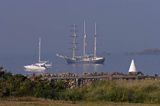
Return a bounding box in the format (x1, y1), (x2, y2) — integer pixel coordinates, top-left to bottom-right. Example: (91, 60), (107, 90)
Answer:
(57, 21), (105, 64)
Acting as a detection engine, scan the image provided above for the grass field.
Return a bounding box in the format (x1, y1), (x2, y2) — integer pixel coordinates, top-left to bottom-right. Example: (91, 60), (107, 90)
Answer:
(1, 74), (160, 105)
(0, 97), (159, 106)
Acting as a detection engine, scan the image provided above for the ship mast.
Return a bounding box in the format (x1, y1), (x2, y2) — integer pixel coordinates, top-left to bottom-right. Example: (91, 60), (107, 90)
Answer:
(94, 22), (97, 57)
(38, 37), (41, 62)
(72, 24), (77, 59)
(83, 20), (87, 57)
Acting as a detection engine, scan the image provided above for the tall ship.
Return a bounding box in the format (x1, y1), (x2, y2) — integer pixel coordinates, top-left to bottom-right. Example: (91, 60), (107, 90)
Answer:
(57, 21), (105, 64)
(24, 37), (52, 71)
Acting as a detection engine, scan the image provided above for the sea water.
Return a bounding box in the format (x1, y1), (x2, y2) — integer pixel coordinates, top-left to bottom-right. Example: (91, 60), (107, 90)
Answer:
(0, 53), (160, 75)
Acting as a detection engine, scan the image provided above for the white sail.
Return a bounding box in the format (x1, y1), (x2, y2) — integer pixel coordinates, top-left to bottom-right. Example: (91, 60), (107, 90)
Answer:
(72, 24), (77, 59)
(128, 59), (137, 73)
(94, 22), (97, 57)
(83, 20), (87, 57)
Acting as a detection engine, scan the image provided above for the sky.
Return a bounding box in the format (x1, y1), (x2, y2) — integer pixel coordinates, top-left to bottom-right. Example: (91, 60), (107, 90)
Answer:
(0, 0), (159, 57)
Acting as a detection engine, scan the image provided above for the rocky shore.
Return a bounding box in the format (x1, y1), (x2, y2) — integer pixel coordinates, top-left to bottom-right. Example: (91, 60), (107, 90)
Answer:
(28, 72), (160, 88)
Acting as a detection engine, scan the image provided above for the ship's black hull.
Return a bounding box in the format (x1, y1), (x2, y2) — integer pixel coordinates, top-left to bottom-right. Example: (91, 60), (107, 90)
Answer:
(64, 58), (78, 64)
(91, 58), (105, 64)
(64, 57), (105, 64)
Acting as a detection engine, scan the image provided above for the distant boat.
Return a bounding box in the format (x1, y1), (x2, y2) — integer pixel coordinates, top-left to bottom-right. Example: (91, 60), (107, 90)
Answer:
(24, 37), (52, 72)
(57, 21), (105, 64)
(128, 59), (137, 73)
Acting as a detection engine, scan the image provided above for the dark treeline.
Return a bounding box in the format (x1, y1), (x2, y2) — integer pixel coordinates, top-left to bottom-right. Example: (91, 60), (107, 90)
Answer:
(0, 67), (160, 104)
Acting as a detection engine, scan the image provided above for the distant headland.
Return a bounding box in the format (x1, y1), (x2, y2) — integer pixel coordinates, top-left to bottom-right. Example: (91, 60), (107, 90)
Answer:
(126, 48), (160, 55)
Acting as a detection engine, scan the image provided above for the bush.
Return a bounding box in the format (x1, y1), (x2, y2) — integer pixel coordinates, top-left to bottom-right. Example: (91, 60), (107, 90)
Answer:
(1, 69), (160, 104)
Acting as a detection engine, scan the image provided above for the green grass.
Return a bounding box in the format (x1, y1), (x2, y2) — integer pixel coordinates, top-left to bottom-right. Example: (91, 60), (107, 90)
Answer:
(1, 71), (160, 104)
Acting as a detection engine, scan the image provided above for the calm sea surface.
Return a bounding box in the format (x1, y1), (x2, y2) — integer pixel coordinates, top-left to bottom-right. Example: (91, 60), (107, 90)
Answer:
(0, 53), (160, 75)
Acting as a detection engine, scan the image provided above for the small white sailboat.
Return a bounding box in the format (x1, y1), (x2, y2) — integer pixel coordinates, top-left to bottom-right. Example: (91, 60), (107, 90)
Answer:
(24, 37), (52, 72)
(128, 59), (137, 74)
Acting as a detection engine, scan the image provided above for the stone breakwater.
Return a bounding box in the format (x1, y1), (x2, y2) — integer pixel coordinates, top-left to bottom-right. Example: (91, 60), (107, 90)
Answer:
(28, 72), (160, 88)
